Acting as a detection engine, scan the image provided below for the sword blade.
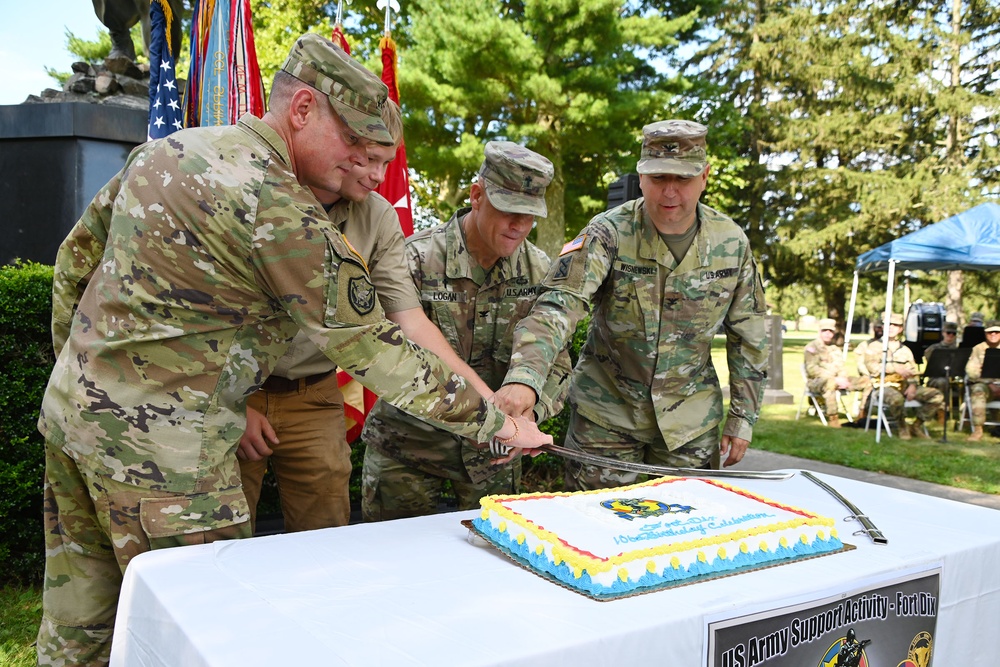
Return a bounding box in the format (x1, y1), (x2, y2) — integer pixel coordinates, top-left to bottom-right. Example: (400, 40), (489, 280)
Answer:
(538, 443), (794, 481)
(800, 471), (888, 545)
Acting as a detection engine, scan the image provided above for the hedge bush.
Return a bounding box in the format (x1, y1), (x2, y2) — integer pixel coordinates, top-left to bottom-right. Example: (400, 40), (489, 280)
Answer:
(0, 262), (54, 585)
(0, 257), (590, 569)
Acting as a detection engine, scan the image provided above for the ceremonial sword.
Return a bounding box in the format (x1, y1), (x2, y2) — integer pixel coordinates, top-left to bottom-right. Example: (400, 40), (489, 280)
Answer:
(489, 443), (886, 542)
(490, 440), (793, 480)
(800, 471), (888, 545)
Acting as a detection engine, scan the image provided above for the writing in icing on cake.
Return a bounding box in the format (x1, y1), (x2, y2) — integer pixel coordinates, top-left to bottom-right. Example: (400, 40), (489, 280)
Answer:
(614, 512), (776, 544)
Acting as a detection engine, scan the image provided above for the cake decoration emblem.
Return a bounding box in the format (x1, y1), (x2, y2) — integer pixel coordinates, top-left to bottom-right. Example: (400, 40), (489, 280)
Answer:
(601, 498), (694, 521)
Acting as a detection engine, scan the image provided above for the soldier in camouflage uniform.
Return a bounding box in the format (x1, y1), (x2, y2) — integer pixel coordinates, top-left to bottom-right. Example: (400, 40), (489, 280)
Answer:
(237, 101), (495, 534)
(854, 319), (883, 378)
(964, 320), (1000, 441)
(38, 34), (548, 666)
(862, 313), (944, 439)
(922, 320), (959, 394)
(494, 120), (769, 490)
(804, 318), (870, 427)
(360, 142), (572, 520)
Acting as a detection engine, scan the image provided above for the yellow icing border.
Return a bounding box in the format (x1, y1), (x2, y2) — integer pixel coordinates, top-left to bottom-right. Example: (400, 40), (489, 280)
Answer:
(480, 476), (836, 579)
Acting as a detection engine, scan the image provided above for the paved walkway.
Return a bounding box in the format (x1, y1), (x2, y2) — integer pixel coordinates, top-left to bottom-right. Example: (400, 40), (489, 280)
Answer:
(732, 448), (1000, 511)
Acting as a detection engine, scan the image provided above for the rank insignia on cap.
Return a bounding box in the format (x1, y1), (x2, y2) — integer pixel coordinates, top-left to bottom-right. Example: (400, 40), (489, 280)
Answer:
(348, 275), (376, 315)
(560, 234), (586, 256)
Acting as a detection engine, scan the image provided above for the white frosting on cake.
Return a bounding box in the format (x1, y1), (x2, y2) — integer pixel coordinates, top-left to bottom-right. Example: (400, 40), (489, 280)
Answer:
(472, 476), (842, 598)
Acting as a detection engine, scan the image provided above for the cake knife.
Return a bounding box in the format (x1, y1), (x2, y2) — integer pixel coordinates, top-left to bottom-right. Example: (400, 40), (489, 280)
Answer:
(519, 442), (794, 480)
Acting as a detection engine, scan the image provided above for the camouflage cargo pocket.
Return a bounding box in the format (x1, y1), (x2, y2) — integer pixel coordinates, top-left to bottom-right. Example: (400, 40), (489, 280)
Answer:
(138, 487), (251, 551)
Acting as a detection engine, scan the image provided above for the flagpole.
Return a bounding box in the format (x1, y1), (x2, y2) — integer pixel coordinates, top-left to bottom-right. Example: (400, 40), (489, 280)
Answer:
(377, 0), (401, 37)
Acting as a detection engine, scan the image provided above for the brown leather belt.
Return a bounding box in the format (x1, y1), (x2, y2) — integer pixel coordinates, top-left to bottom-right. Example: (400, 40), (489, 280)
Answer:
(261, 370), (334, 394)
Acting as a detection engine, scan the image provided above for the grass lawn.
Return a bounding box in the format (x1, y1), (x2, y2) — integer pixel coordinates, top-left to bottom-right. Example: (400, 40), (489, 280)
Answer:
(719, 329), (1000, 495)
(4, 328), (997, 665)
(0, 586), (40, 667)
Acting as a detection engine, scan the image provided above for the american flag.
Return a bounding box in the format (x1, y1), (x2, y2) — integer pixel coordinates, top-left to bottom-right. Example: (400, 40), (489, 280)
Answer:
(148, 0), (183, 140)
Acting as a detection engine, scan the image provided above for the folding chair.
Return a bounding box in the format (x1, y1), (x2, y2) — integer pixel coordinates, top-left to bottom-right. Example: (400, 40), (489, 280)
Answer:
(957, 349), (1000, 432)
(864, 384), (928, 438)
(957, 379), (1000, 432)
(796, 364), (854, 425)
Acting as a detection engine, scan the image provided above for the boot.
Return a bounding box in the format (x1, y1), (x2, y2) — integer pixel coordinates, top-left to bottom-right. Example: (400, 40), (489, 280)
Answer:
(897, 422), (912, 440)
(969, 425), (984, 442)
(909, 420), (930, 439)
(826, 415), (841, 428)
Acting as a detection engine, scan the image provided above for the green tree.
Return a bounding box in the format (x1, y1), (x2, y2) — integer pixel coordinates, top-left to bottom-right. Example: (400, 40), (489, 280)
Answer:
(390, 0), (691, 256)
(672, 0), (999, 330)
(45, 25), (147, 87)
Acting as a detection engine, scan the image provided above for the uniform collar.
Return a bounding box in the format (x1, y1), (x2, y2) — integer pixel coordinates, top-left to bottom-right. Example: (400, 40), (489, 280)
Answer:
(237, 114), (292, 167)
(444, 208), (522, 283)
(324, 199), (351, 231)
(638, 200), (707, 270)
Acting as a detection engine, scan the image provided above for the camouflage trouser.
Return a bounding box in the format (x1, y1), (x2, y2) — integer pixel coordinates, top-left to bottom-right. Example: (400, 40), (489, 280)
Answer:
(361, 444), (518, 522)
(37, 442), (251, 666)
(238, 371), (352, 533)
(871, 385), (944, 423)
(806, 376), (870, 417)
(563, 409), (718, 492)
(968, 382), (1000, 427)
(925, 377), (949, 394)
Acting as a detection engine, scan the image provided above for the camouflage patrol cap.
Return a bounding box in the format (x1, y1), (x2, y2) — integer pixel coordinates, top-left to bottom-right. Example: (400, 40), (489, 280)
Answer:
(636, 120), (709, 177)
(942, 321), (958, 333)
(985, 320), (1000, 333)
(281, 33), (392, 145)
(970, 311), (985, 325)
(477, 141), (554, 217)
(818, 318), (836, 331)
(884, 313), (903, 326)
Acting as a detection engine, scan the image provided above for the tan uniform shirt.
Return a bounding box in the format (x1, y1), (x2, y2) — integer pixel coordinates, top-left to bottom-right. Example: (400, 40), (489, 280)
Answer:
(271, 194), (420, 380)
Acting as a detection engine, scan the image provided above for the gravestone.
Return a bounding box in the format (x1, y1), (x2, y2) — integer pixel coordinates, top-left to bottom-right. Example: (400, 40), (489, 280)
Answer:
(764, 314), (793, 404)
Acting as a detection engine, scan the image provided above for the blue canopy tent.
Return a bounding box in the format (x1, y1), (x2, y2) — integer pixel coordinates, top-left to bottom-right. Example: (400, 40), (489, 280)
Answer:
(856, 203), (1000, 273)
(843, 202), (1000, 441)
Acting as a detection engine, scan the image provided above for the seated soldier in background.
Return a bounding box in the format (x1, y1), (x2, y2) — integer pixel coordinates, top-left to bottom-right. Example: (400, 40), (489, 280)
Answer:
(804, 318), (870, 427)
(853, 315), (884, 413)
(964, 319), (1000, 442)
(862, 313), (944, 439)
(854, 316), (884, 379)
(923, 321), (959, 394)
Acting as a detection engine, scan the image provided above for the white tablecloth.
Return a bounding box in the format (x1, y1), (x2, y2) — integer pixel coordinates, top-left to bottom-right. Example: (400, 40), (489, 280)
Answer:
(110, 471), (1000, 666)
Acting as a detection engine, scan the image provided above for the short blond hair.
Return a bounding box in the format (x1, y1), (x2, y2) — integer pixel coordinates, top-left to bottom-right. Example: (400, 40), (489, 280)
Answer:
(381, 99), (403, 148)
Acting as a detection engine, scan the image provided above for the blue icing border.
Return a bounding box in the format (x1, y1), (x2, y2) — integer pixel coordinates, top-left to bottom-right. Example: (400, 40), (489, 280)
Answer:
(472, 517), (844, 599)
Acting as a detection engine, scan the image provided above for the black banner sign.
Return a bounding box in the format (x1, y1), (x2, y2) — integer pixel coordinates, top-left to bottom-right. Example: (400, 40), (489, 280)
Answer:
(707, 567), (939, 667)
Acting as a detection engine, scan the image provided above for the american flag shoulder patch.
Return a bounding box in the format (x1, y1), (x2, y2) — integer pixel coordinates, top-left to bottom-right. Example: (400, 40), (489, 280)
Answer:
(560, 234), (586, 256)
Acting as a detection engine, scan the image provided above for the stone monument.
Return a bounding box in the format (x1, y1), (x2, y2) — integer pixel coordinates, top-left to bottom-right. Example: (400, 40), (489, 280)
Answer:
(0, 55), (159, 265)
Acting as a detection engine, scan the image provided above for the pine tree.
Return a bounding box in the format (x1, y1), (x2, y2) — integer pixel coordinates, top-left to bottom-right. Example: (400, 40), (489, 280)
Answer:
(394, 0), (692, 255)
(673, 0), (999, 325)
